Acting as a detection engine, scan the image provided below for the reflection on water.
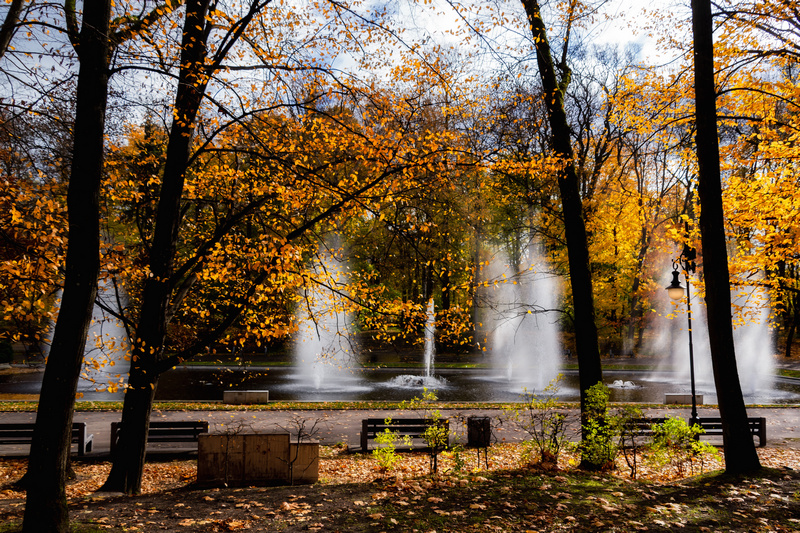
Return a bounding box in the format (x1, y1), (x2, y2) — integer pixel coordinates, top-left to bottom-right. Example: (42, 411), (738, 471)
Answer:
(3, 366), (800, 404)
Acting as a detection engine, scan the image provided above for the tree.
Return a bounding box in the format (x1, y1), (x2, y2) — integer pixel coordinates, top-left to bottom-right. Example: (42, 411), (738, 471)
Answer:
(99, 0), (273, 494)
(690, 0), (760, 473)
(98, 2), (476, 492)
(519, 0), (602, 419)
(21, 1), (111, 530)
(0, 0), (25, 59)
(0, 2), (182, 529)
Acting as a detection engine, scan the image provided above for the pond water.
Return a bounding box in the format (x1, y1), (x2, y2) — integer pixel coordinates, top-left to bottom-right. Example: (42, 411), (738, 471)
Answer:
(3, 366), (798, 404)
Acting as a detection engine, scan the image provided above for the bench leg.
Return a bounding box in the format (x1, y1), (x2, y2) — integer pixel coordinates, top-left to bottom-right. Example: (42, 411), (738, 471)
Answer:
(361, 420), (368, 452)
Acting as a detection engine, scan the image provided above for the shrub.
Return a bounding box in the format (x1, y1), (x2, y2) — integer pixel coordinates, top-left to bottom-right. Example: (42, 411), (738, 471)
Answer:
(647, 416), (720, 476)
(615, 404), (645, 479)
(372, 417), (411, 473)
(401, 388), (450, 474)
(579, 382), (618, 471)
(504, 375), (574, 468)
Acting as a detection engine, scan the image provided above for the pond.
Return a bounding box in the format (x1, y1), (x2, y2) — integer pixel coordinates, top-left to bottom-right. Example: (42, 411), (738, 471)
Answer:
(3, 366), (798, 404)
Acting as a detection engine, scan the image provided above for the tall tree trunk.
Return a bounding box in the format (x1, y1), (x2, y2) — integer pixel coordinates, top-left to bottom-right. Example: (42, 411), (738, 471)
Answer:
(100, 0), (211, 494)
(0, 0), (25, 59)
(785, 290), (799, 359)
(691, 0), (760, 473)
(22, 1), (111, 530)
(520, 0), (602, 410)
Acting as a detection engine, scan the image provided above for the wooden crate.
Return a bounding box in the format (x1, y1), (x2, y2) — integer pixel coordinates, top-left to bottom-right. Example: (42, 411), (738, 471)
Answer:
(197, 433), (318, 485)
(289, 442), (320, 484)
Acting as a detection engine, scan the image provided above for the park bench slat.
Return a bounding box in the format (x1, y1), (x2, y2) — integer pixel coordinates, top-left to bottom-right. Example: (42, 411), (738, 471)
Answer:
(621, 416), (766, 448)
(691, 417), (766, 447)
(0, 422), (93, 456)
(110, 420), (209, 453)
(360, 418), (449, 451)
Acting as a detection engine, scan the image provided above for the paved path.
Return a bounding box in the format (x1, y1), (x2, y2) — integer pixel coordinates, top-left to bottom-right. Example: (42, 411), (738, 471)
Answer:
(1, 406), (798, 457)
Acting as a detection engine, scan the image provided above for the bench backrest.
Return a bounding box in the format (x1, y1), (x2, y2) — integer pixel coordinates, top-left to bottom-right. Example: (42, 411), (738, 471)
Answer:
(110, 420), (209, 452)
(361, 418), (449, 450)
(0, 422), (92, 455)
(0, 422), (87, 438)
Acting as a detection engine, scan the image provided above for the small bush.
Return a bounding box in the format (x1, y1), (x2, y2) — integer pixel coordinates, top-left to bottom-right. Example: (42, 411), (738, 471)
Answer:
(372, 417), (411, 473)
(505, 375), (573, 468)
(647, 416), (720, 476)
(615, 405), (645, 479)
(579, 382), (618, 471)
(401, 388), (450, 474)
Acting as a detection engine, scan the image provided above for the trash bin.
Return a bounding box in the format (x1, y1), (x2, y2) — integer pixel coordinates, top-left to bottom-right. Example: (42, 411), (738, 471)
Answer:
(467, 416), (491, 448)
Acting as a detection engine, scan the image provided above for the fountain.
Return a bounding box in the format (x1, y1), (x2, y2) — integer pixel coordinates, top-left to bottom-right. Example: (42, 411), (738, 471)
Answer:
(731, 284), (775, 395)
(482, 246), (562, 394)
(423, 298), (435, 379)
(650, 268), (780, 404)
(384, 298), (447, 390)
(291, 250), (365, 393)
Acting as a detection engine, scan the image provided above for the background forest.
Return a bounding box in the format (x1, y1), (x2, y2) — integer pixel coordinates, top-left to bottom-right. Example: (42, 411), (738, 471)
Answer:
(1, 0), (798, 371)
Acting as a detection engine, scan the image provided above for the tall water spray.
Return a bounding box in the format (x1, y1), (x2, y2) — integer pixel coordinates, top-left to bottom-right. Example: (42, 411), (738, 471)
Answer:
(383, 298), (446, 390)
(484, 246), (562, 392)
(293, 251), (359, 390)
(652, 268), (775, 400)
(731, 284), (775, 394)
(424, 298), (435, 378)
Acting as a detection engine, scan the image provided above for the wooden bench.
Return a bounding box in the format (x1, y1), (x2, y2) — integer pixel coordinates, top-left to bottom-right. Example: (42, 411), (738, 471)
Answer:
(360, 418), (449, 452)
(111, 420), (209, 453)
(619, 417), (668, 448)
(691, 417), (767, 448)
(0, 422), (93, 456)
(621, 417), (767, 448)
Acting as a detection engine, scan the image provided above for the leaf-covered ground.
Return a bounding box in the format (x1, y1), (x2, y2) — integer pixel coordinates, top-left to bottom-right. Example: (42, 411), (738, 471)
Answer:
(1, 444), (799, 532)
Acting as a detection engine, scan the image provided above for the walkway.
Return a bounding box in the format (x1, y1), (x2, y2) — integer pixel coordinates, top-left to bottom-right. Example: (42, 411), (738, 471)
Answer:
(0, 406), (797, 457)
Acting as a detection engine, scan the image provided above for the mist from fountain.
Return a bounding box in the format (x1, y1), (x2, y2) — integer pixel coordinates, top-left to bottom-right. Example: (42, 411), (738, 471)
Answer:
(424, 298), (435, 378)
(731, 284), (775, 395)
(293, 251), (363, 391)
(484, 246), (562, 394)
(650, 269), (776, 401)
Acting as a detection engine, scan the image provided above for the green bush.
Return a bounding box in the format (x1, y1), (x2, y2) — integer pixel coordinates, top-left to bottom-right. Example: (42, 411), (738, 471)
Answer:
(401, 388), (450, 474)
(579, 382), (618, 471)
(616, 404), (645, 479)
(372, 417), (411, 473)
(505, 375), (573, 467)
(647, 416), (720, 476)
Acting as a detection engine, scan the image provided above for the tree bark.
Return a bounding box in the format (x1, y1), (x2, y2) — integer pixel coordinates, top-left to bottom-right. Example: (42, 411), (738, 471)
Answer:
(691, 0), (761, 473)
(100, 0), (211, 494)
(784, 289), (798, 359)
(22, 1), (111, 530)
(0, 0), (25, 59)
(520, 0), (603, 409)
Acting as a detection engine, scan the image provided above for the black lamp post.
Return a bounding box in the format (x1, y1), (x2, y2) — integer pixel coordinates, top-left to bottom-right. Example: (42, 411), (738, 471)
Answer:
(666, 243), (699, 423)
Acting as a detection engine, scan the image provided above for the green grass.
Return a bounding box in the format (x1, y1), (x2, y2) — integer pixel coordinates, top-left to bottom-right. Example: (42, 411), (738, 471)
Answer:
(0, 399), (702, 412)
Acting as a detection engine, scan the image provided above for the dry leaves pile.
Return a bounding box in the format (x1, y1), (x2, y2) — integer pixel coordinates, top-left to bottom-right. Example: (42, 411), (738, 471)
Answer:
(0, 460), (197, 500)
(1, 444), (798, 501)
